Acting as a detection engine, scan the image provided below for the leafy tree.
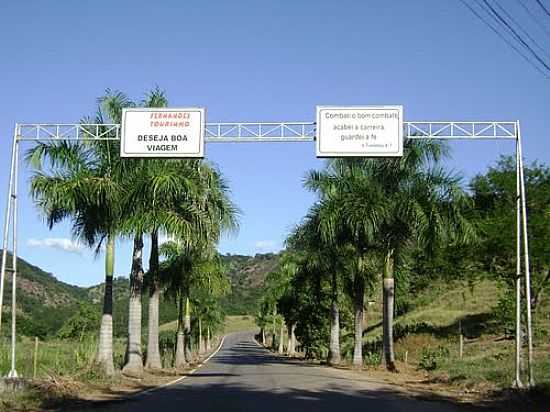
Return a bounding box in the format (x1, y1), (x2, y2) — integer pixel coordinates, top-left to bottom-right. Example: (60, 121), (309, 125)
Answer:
(470, 156), (550, 313)
(58, 303), (100, 340)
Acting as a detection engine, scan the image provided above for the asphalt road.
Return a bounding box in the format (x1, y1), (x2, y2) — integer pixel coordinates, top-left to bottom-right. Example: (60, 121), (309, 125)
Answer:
(101, 332), (472, 412)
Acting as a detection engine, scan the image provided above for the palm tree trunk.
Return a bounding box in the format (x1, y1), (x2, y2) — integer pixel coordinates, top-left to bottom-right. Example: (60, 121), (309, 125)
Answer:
(353, 273), (365, 369)
(123, 233), (144, 377)
(286, 324), (292, 355)
(184, 296), (192, 362)
(145, 230), (162, 369)
(383, 249), (397, 371)
(271, 308), (277, 350)
(198, 317), (204, 354)
(175, 293), (187, 369)
(328, 272), (341, 365)
(290, 323), (296, 355)
(97, 235), (115, 376)
(278, 322), (284, 354)
(286, 323), (296, 356)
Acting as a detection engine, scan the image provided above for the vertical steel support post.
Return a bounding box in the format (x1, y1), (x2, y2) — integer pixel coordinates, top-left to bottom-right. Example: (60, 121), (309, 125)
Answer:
(0, 124), (18, 337)
(514, 131), (523, 388)
(7, 127), (20, 378)
(517, 121), (535, 387)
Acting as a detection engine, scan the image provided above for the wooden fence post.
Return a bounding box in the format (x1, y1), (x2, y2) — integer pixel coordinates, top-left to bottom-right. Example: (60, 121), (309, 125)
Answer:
(33, 337), (39, 379)
(459, 320), (464, 360)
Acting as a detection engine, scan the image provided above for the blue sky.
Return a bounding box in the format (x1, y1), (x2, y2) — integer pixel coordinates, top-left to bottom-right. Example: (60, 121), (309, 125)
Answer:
(0, 0), (548, 287)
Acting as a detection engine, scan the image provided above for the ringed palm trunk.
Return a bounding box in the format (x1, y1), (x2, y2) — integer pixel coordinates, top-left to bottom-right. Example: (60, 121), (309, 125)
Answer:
(198, 317), (205, 354)
(383, 249), (397, 371)
(271, 309), (277, 350)
(287, 322), (296, 356)
(97, 235), (115, 376)
(290, 323), (297, 355)
(145, 229), (162, 369)
(328, 272), (341, 365)
(175, 293), (187, 368)
(123, 233), (145, 377)
(278, 322), (284, 354)
(353, 273), (366, 369)
(184, 297), (192, 362)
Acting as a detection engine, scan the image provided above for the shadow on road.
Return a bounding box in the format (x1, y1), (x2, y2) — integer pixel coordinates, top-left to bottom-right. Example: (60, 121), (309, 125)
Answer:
(65, 381), (521, 412)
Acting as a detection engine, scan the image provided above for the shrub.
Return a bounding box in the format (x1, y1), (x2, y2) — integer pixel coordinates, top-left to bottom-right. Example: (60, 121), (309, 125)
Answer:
(418, 346), (449, 371)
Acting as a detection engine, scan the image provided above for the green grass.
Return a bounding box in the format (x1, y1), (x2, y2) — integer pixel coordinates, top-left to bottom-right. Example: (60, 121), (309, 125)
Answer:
(224, 315), (257, 334)
(0, 336), (126, 380)
(362, 278), (550, 391)
(159, 315), (257, 335)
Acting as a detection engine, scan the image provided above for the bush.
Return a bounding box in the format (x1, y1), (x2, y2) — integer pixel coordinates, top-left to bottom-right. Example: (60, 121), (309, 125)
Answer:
(363, 351), (381, 367)
(493, 290), (515, 337)
(418, 346), (450, 371)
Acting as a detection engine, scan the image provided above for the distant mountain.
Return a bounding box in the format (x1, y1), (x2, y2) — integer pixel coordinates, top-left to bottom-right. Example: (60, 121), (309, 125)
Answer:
(0, 251), (277, 338)
(220, 253), (280, 315)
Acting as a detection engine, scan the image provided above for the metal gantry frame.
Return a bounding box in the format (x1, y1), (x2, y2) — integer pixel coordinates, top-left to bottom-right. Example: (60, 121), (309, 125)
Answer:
(0, 120), (534, 387)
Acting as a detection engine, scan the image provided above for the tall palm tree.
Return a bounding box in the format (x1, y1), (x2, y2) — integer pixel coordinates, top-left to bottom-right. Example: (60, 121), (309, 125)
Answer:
(153, 162), (238, 368)
(119, 88), (178, 376)
(308, 141), (474, 371)
(26, 93), (129, 375)
(286, 212), (349, 366)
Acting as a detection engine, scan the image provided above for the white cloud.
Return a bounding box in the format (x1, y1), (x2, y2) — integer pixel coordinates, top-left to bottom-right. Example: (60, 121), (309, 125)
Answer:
(27, 238), (84, 255)
(254, 240), (280, 253)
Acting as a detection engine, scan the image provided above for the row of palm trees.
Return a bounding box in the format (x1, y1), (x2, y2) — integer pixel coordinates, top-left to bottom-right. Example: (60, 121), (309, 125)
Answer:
(259, 139), (475, 369)
(27, 88), (238, 376)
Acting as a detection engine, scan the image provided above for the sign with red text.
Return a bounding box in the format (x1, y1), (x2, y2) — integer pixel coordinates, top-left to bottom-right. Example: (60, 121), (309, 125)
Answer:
(316, 106), (403, 157)
(120, 108), (205, 158)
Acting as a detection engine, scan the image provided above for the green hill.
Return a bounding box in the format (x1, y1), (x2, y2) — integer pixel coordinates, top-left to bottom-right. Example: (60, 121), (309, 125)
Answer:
(0, 251), (277, 338)
(220, 253), (279, 315)
(0, 251), (88, 338)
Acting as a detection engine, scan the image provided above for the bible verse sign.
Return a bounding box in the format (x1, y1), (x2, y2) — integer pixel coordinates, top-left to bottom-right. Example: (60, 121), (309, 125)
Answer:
(316, 106), (403, 157)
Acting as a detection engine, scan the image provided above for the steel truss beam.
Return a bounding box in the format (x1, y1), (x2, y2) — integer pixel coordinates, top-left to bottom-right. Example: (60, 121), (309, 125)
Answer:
(16, 121), (518, 142)
(1, 119), (533, 388)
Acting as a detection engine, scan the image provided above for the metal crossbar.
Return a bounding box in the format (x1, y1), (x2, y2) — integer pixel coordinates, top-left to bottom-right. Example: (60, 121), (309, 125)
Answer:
(2, 117), (534, 387)
(16, 121), (518, 142)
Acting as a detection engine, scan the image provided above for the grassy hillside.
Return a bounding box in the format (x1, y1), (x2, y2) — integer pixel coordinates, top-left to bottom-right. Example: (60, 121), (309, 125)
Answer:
(0, 251), (88, 338)
(361, 278), (550, 390)
(161, 315), (257, 334)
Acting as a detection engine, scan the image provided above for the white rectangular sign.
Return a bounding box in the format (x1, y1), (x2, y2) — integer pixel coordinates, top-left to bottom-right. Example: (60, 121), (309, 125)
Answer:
(316, 106), (403, 157)
(120, 107), (205, 158)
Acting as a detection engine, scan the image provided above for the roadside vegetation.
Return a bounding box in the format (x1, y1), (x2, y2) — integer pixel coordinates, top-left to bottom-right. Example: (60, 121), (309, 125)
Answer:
(0, 87), (241, 410)
(256, 145), (550, 398)
(0, 88), (548, 409)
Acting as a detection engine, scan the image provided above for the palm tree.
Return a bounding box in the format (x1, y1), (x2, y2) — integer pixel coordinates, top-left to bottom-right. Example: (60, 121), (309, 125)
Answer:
(286, 213), (349, 365)
(161, 242), (229, 367)
(308, 141), (474, 371)
(155, 163), (238, 368)
(120, 87), (172, 377)
(305, 159), (383, 369)
(26, 93), (129, 375)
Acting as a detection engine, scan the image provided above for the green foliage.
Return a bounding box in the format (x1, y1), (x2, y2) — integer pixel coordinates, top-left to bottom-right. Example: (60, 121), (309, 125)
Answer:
(57, 303), (100, 340)
(492, 287), (515, 337)
(418, 346), (449, 371)
(363, 351), (381, 367)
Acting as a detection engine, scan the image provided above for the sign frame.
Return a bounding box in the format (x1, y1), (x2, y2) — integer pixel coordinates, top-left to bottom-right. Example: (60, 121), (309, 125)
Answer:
(316, 105), (403, 158)
(120, 107), (205, 158)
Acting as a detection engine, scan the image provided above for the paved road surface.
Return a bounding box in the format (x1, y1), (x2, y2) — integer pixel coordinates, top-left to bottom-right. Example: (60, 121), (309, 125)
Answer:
(101, 332), (472, 412)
